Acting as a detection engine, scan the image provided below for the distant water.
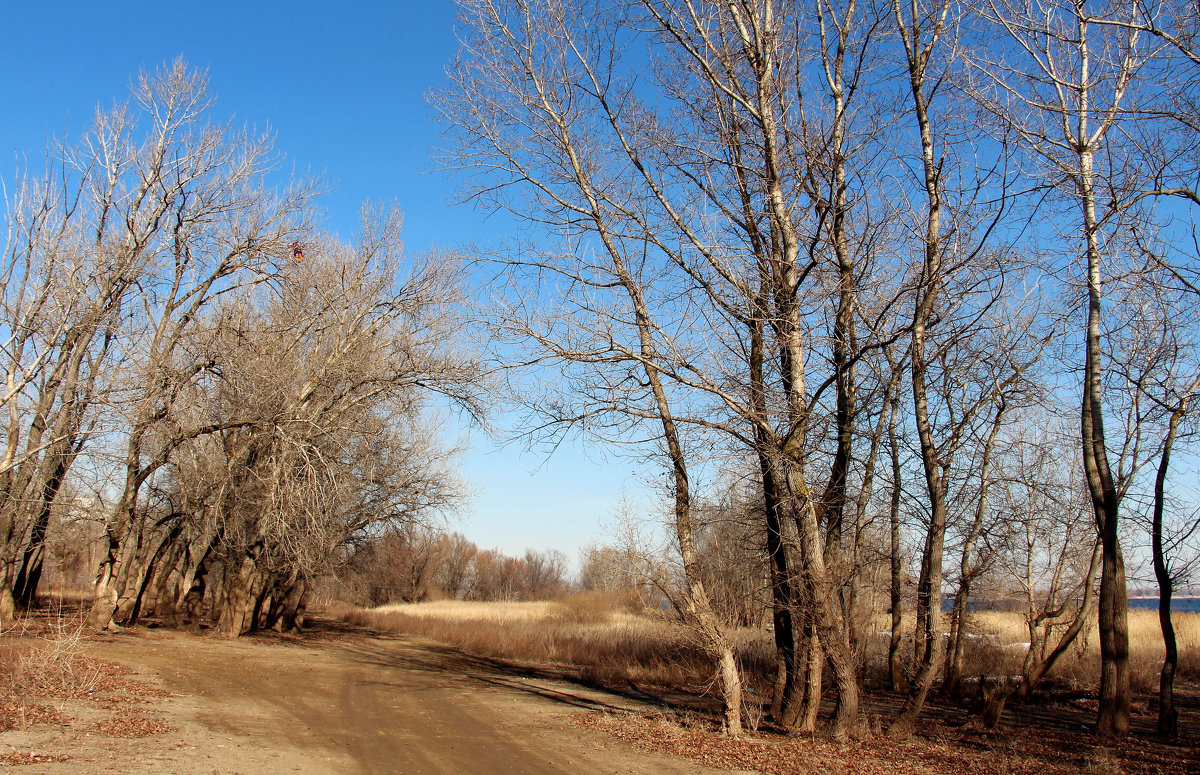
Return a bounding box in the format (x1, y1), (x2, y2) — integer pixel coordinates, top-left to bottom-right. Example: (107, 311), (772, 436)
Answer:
(944, 596), (1200, 613)
(1130, 597), (1200, 613)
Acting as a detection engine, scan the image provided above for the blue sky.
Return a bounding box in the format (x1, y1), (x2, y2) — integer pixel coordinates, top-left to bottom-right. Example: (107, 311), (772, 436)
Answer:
(0, 1), (646, 564)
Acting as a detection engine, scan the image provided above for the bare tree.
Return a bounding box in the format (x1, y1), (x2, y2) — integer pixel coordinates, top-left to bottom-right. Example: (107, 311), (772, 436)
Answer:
(430, 532), (479, 599)
(970, 0), (1200, 736)
(0, 60), (310, 623)
(1119, 271), (1200, 737)
(178, 210), (478, 636)
(435, 0), (929, 737)
(884, 0), (1039, 734)
(78, 61), (319, 630)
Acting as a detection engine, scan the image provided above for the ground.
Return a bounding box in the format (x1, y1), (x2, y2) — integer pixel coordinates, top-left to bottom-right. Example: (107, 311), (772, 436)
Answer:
(1, 615), (1197, 774)
(0, 618), (749, 775)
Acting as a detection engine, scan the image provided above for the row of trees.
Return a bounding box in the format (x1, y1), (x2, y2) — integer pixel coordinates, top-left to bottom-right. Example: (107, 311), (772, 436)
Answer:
(437, 0), (1200, 740)
(0, 61), (481, 637)
(337, 527), (570, 605)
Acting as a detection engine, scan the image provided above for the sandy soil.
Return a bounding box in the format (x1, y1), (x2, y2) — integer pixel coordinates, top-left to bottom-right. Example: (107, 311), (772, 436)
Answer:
(2, 620), (755, 775)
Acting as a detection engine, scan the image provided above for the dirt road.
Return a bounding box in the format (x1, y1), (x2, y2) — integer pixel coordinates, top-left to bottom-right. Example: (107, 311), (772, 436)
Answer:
(11, 620), (750, 775)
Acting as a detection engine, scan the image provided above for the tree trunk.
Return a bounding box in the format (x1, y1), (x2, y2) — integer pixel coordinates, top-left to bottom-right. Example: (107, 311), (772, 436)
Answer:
(1080, 148), (1130, 736)
(797, 627), (823, 732)
(888, 4), (950, 736)
(117, 524), (182, 625)
(1152, 405), (1186, 737)
(617, 241), (744, 736)
(89, 537), (122, 630)
(12, 453), (71, 608)
(249, 581), (271, 634)
(0, 581), (15, 624)
(178, 561), (209, 631)
(1156, 580), (1179, 738)
(946, 402), (1004, 694)
(789, 475), (859, 739)
(887, 372), (907, 692)
(944, 586), (969, 695)
(173, 527), (220, 624)
(215, 545), (262, 638)
(275, 578), (308, 632)
(751, 297), (801, 723)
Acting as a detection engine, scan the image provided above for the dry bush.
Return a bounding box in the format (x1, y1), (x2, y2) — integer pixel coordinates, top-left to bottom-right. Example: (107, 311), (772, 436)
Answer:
(0, 609), (103, 699)
(0, 609), (103, 734)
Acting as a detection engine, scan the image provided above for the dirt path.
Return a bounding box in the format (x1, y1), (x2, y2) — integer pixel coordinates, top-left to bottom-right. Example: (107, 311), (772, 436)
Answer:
(9, 620), (752, 775)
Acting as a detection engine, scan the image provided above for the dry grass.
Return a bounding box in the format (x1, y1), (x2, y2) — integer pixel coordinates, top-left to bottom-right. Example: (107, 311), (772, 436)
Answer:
(960, 609), (1200, 691)
(334, 595), (774, 693)
(32, 585), (97, 606)
(320, 599), (1198, 774)
(337, 598), (1199, 706)
(373, 599), (564, 622)
(858, 608), (1200, 694)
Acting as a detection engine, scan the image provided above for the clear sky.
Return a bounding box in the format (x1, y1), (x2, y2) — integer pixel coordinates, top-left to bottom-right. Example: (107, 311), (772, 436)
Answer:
(0, 1), (647, 565)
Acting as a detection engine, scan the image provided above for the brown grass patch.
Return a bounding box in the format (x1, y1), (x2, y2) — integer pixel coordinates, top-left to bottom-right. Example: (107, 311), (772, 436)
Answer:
(373, 599), (563, 622)
(339, 601), (1199, 699)
(858, 609), (1200, 694)
(332, 596), (774, 692)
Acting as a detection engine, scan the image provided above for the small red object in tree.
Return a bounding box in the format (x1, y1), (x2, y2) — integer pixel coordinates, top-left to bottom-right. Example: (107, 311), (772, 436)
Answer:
(290, 242), (305, 261)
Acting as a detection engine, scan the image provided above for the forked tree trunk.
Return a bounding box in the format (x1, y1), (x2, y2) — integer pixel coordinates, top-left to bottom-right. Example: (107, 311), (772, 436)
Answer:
(173, 528), (220, 623)
(751, 298), (801, 724)
(116, 524), (182, 625)
(789, 478), (859, 739)
(250, 581), (272, 634)
(1079, 132), (1130, 736)
(177, 561), (208, 631)
(12, 453), (71, 608)
(89, 543), (121, 630)
(145, 544), (183, 619)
